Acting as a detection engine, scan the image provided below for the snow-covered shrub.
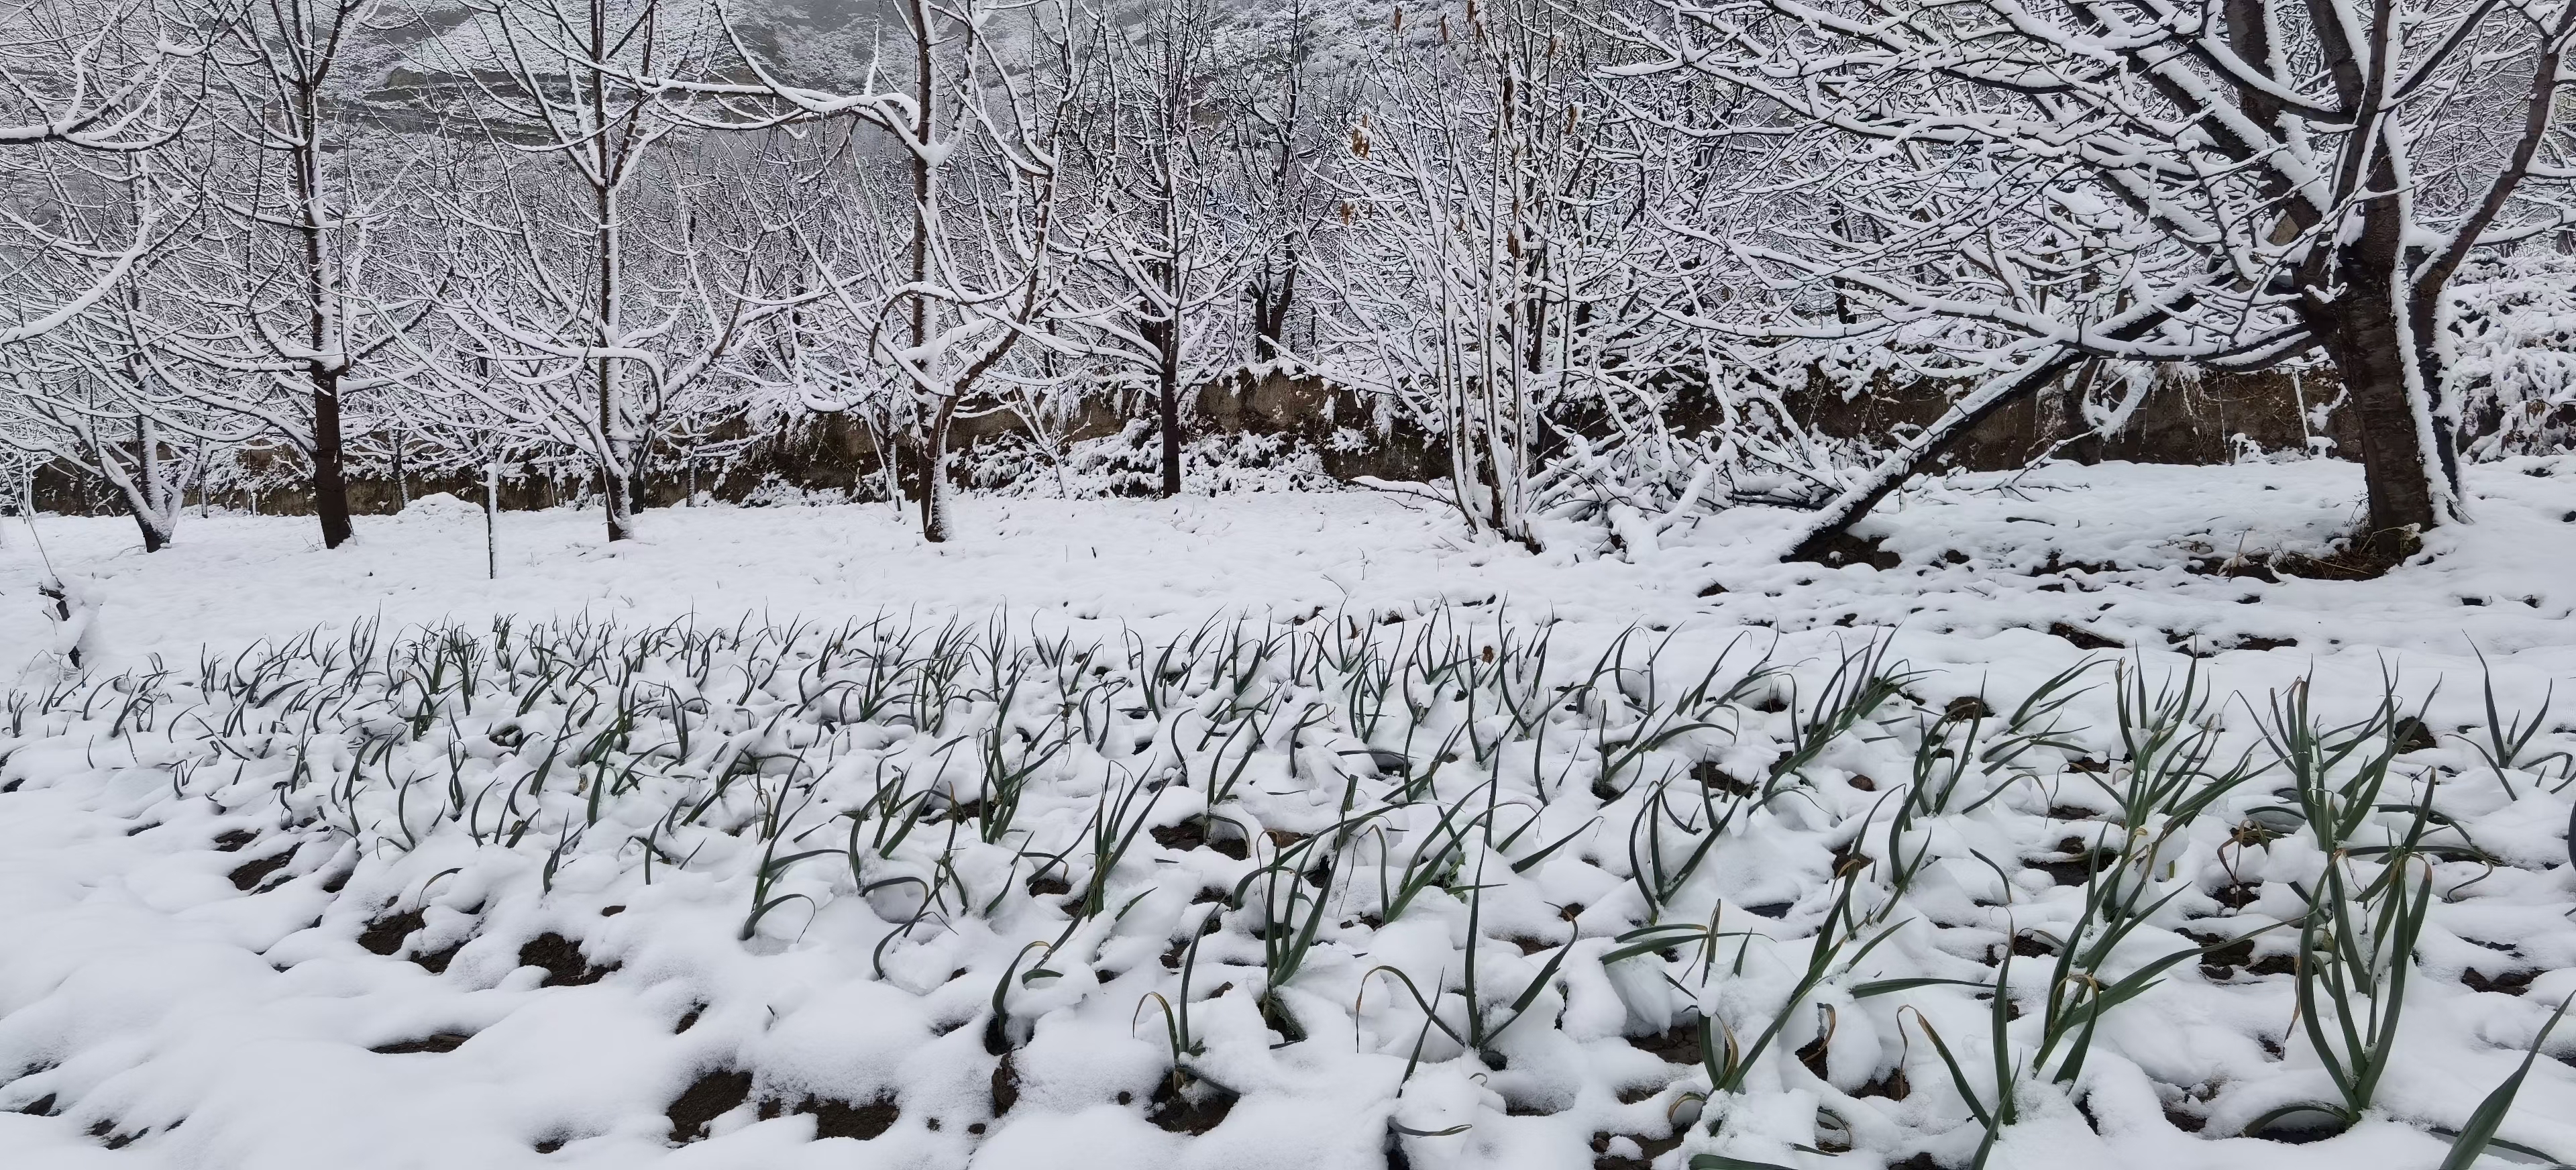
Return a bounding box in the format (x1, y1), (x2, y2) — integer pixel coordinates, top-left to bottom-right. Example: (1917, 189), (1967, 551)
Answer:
(965, 423), (1339, 498)
(739, 476), (853, 509)
(2451, 254), (2576, 460)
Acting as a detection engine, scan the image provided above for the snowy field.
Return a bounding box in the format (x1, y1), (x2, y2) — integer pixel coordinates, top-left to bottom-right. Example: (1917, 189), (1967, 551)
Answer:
(4, 457), (2576, 1170)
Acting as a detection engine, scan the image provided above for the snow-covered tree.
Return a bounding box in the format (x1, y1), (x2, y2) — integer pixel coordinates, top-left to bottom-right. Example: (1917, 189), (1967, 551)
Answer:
(665, 0), (1088, 541)
(401, 0), (814, 541)
(0, 1), (202, 348)
(113, 0), (427, 550)
(1620, 0), (2576, 560)
(1311, 1), (1709, 548)
(1061, 0), (1248, 497)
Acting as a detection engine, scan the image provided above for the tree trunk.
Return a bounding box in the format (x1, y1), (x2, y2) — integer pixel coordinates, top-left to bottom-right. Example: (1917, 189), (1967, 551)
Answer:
(129, 507), (169, 553)
(905, 0), (936, 537)
(1154, 318), (1183, 497)
(602, 462), (635, 542)
(589, 0), (630, 545)
(2310, 182), (2457, 561)
(877, 421), (908, 511)
(910, 435), (930, 533)
(920, 413), (953, 543)
(125, 415), (172, 553)
(312, 373), (354, 549)
(629, 439), (651, 517)
(597, 354), (635, 542)
(102, 441), (174, 553)
(2318, 288), (2445, 560)
(1252, 250), (1297, 360)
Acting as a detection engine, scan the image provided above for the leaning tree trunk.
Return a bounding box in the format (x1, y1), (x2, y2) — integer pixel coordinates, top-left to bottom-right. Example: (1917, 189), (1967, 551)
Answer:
(97, 419), (178, 554)
(311, 371), (354, 549)
(1783, 301), (2185, 565)
(1785, 351), (2088, 564)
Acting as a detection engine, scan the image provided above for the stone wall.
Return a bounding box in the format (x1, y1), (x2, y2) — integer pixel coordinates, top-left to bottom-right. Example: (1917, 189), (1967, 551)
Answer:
(1782, 364), (2355, 471)
(23, 362), (2354, 518)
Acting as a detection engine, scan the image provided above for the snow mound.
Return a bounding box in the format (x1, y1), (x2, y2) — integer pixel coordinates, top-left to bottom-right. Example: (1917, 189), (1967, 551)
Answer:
(397, 492), (482, 521)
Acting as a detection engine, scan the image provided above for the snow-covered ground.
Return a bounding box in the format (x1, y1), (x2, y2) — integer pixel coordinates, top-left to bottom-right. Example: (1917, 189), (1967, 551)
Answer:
(9, 458), (2575, 692)
(4, 457), (2575, 1170)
